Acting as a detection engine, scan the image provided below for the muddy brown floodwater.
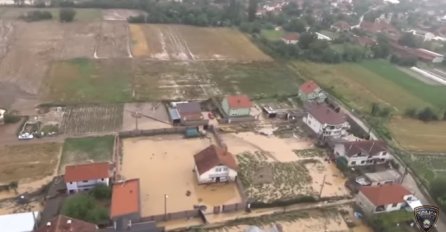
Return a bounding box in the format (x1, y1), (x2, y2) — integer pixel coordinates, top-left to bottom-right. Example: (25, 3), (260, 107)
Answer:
(121, 135), (242, 217)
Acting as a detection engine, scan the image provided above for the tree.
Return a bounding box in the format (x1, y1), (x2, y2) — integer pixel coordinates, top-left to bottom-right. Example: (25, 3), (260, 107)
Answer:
(62, 194), (108, 224)
(404, 108), (418, 118)
(417, 107), (438, 122)
(430, 177), (446, 211)
(89, 184), (111, 200)
(298, 32), (317, 49)
(336, 156), (349, 173)
(248, 0), (258, 22)
(59, 8), (76, 22)
(283, 18), (306, 33)
(372, 35), (390, 58)
(399, 32), (417, 48)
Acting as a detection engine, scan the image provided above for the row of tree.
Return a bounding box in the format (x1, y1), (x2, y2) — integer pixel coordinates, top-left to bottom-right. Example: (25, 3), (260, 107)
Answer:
(405, 107), (446, 122)
(19, 9), (76, 22)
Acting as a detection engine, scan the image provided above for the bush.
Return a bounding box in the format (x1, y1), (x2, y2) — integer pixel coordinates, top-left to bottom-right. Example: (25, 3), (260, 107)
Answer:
(4, 112), (21, 124)
(89, 184), (111, 200)
(404, 108), (418, 118)
(430, 177), (446, 212)
(128, 14), (145, 23)
(59, 8), (76, 22)
(62, 194), (108, 224)
(21, 10), (53, 22)
(417, 107), (438, 122)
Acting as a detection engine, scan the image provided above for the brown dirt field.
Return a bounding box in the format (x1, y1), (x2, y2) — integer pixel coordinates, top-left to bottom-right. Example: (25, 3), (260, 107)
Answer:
(121, 135), (242, 217)
(96, 21), (131, 58)
(389, 117), (446, 152)
(56, 22), (98, 59)
(102, 9), (143, 21)
(0, 143), (61, 184)
(138, 24), (271, 61)
(129, 24), (149, 57)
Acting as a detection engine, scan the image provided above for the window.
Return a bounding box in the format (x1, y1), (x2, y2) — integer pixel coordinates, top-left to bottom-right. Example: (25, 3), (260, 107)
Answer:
(83, 180), (88, 183)
(392, 203), (398, 207)
(360, 161), (365, 164)
(215, 168), (221, 172)
(101, 178), (104, 181)
(223, 167), (228, 171)
(351, 161), (356, 165)
(69, 182), (72, 184)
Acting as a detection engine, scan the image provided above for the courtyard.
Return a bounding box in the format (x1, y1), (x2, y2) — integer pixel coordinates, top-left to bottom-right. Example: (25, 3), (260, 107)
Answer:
(120, 135), (242, 217)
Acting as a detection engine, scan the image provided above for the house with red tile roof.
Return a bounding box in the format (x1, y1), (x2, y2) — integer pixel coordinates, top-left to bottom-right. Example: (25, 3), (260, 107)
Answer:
(302, 103), (350, 138)
(35, 215), (98, 232)
(64, 162), (111, 194)
(281, 33), (300, 44)
(221, 95), (252, 117)
(194, 145), (238, 184)
(356, 184), (416, 214)
(110, 179), (141, 230)
(333, 140), (393, 166)
(298, 80), (326, 102)
(331, 21), (351, 32)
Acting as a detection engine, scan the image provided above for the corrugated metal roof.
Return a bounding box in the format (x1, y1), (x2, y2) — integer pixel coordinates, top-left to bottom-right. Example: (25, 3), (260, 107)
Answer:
(168, 108), (180, 120)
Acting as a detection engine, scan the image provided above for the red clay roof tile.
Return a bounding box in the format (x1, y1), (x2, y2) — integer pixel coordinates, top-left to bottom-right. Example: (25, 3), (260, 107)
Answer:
(226, 95), (252, 109)
(194, 145), (238, 175)
(110, 179), (140, 219)
(359, 184), (411, 206)
(64, 162), (110, 183)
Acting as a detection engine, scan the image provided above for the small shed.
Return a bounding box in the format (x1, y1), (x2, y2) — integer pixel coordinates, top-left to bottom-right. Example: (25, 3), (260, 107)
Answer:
(261, 105), (277, 118)
(168, 108), (181, 124)
(364, 169), (402, 186)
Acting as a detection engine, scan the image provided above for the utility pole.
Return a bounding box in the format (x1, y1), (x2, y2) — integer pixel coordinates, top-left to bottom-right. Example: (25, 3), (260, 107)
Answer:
(164, 194), (168, 221)
(319, 174), (327, 198)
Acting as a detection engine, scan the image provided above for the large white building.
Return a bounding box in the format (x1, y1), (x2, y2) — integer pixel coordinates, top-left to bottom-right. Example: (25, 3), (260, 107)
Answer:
(333, 140), (392, 166)
(64, 162), (111, 193)
(194, 145), (238, 184)
(0, 212), (39, 232)
(303, 103), (350, 138)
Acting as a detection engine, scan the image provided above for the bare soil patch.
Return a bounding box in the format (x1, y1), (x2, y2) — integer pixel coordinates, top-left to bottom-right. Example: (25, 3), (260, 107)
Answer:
(0, 143), (61, 184)
(96, 21), (130, 58)
(61, 104), (123, 136)
(129, 24), (149, 57)
(121, 135), (242, 217)
(121, 102), (171, 131)
(136, 24), (271, 61)
(103, 9), (143, 21)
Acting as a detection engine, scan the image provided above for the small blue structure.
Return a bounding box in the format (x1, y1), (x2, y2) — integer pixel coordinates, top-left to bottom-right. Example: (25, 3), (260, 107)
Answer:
(185, 127), (199, 138)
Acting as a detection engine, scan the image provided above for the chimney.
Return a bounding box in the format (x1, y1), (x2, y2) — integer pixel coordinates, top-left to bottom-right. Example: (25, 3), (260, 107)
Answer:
(67, 219), (72, 232)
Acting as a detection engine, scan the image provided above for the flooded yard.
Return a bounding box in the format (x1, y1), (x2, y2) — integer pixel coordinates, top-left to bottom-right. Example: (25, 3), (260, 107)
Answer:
(121, 135), (242, 217)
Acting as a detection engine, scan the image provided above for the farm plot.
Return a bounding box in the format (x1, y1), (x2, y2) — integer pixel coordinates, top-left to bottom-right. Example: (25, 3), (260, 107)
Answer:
(0, 143), (61, 184)
(0, 20), (13, 59)
(103, 9), (143, 21)
(133, 24), (271, 61)
(45, 58), (133, 103)
(403, 153), (446, 193)
(96, 21), (131, 58)
(56, 22), (98, 59)
(59, 135), (114, 172)
(61, 104), (123, 135)
(237, 152), (314, 203)
(389, 118), (446, 152)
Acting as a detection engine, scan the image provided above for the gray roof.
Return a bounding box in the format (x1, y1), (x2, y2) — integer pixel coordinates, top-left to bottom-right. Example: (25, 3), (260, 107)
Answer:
(364, 169), (401, 183)
(176, 102), (201, 115)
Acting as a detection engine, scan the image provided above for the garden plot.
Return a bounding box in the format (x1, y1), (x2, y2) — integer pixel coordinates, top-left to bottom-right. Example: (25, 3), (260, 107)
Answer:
(121, 135), (242, 217)
(96, 21), (131, 58)
(133, 24), (271, 61)
(121, 102), (171, 131)
(59, 135), (114, 172)
(237, 152), (314, 203)
(0, 143), (61, 184)
(61, 104), (123, 136)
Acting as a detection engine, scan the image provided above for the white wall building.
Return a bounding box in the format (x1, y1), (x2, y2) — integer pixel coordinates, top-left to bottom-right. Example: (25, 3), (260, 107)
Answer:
(221, 95), (252, 117)
(194, 145), (238, 184)
(333, 140), (392, 166)
(303, 103), (350, 138)
(0, 211), (39, 232)
(356, 184), (413, 214)
(64, 162), (111, 193)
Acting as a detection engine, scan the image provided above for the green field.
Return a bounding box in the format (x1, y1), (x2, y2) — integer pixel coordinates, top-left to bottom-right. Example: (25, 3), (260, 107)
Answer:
(0, 7), (102, 21)
(45, 59), (300, 103)
(403, 153), (446, 188)
(360, 60), (446, 109)
(59, 135), (115, 172)
(290, 60), (430, 113)
(260, 29), (284, 41)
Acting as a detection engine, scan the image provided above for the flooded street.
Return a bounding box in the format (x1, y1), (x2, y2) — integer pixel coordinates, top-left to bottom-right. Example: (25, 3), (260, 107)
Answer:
(121, 135), (242, 216)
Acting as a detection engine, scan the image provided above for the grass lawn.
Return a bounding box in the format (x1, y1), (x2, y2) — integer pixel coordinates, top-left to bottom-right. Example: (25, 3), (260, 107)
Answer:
(389, 117), (446, 152)
(0, 7), (102, 21)
(260, 29), (284, 41)
(360, 60), (446, 110)
(45, 58), (133, 103)
(59, 135), (114, 172)
(289, 61), (430, 113)
(403, 153), (446, 187)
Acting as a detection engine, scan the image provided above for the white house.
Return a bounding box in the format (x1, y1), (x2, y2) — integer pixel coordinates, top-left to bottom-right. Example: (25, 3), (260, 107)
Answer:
(281, 33), (300, 45)
(64, 162), (111, 194)
(221, 95), (252, 117)
(302, 103), (350, 138)
(194, 145), (238, 184)
(333, 140), (392, 167)
(356, 184), (413, 214)
(0, 211), (39, 232)
(315, 32), (332, 41)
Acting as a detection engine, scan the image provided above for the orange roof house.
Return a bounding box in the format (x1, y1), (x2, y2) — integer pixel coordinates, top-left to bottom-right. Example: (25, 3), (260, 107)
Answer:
(356, 184), (413, 214)
(110, 179), (141, 219)
(222, 95), (252, 117)
(281, 33), (300, 44)
(64, 162), (111, 193)
(298, 80), (325, 102)
(194, 145), (238, 184)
